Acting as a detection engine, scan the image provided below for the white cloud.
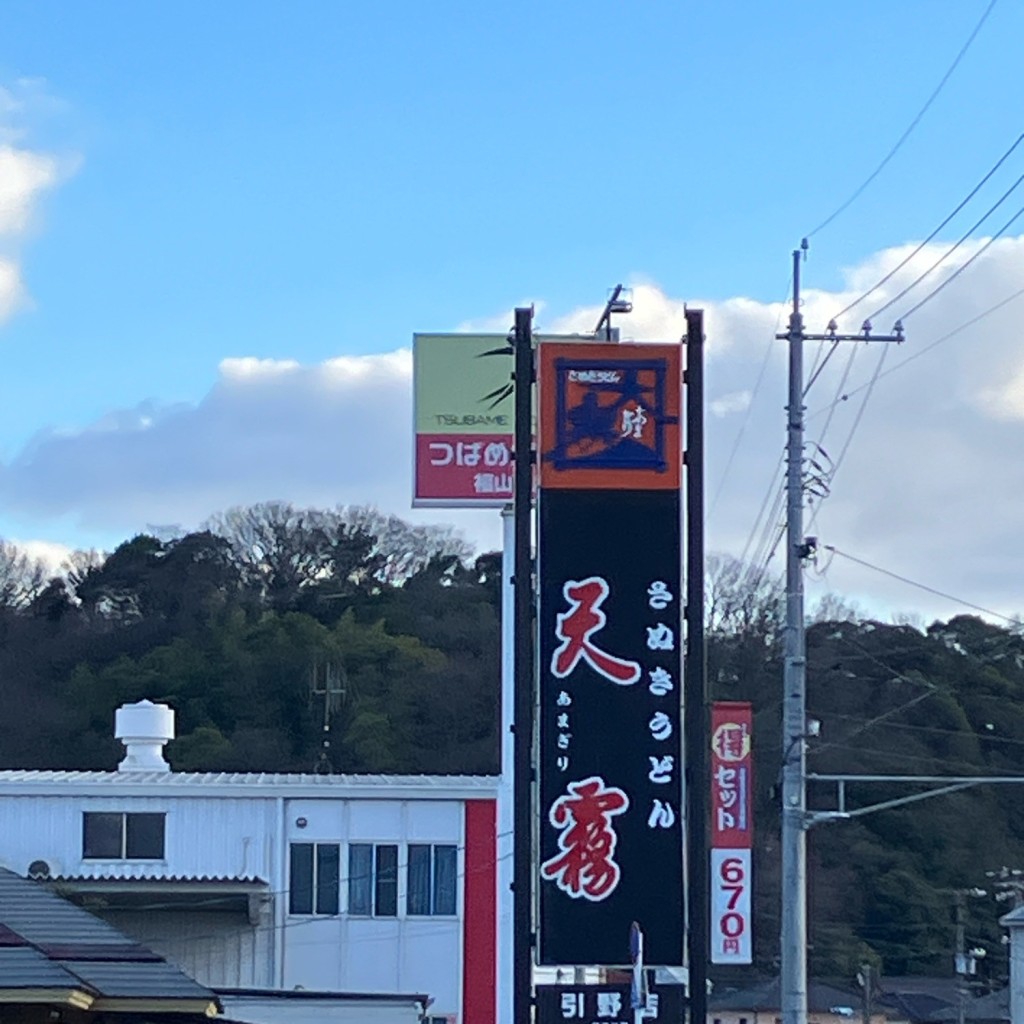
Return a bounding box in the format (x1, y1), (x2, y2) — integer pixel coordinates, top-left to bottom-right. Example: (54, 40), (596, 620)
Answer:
(455, 301), (548, 334)
(0, 144), (59, 236)
(0, 349), (502, 552)
(0, 79), (77, 328)
(0, 257), (25, 322)
(3, 236), (1024, 619)
(12, 538), (73, 573)
(711, 390), (752, 417)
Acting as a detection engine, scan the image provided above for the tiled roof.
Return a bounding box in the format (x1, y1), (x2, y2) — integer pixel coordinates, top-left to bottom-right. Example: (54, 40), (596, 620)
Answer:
(0, 868), (218, 1012)
(709, 978), (859, 1013)
(877, 991), (955, 1022)
(60, 958), (214, 1000)
(929, 989), (1009, 1023)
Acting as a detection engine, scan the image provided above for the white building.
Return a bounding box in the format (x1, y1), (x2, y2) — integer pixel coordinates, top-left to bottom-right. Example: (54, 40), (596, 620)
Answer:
(0, 701), (500, 1024)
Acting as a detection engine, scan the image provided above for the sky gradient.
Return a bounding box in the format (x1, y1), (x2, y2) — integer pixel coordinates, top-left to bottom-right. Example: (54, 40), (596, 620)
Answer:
(1, 0), (1023, 622)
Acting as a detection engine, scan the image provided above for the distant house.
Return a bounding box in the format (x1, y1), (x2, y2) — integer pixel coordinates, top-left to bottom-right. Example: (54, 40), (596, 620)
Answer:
(0, 865), (219, 1022)
(875, 976), (959, 1024)
(708, 979), (882, 1024)
(928, 989), (1009, 1024)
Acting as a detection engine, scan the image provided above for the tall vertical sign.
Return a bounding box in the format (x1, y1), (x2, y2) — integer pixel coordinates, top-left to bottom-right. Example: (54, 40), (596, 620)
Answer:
(536, 342), (684, 966)
(710, 701), (754, 964)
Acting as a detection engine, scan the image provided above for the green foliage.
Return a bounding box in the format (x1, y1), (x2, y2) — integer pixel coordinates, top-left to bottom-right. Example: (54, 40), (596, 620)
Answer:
(1, 528), (1022, 981)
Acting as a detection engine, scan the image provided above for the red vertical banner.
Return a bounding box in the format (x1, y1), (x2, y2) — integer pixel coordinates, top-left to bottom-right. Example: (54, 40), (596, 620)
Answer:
(710, 701), (754, 964)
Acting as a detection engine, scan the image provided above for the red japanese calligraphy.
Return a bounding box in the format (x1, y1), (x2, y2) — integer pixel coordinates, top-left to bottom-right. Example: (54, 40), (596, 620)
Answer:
(541, 776), (629, 901)
(712, 721), (751, 762)
(551, 577), (641, 684)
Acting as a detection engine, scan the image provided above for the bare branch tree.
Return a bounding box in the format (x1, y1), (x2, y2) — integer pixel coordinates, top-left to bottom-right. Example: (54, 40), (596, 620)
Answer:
(0, 540), (49, 609)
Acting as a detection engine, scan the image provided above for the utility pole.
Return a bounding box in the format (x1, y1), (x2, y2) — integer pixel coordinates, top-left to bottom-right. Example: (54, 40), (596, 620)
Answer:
(776, 242), (903, 1024)
(987, 867), (1024, 909)
(956, 890), (968, 1024)
(859, 963), (874, 1024)
(953, 888), (989, 1024)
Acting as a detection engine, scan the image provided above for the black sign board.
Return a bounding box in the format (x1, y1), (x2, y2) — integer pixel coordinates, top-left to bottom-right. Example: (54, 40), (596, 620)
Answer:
(536, 983), (685, 1024)
(537, 489), (684, 966)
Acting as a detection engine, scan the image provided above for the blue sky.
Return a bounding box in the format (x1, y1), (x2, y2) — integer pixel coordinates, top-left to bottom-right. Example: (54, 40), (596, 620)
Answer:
(2, 0), (1024, 619)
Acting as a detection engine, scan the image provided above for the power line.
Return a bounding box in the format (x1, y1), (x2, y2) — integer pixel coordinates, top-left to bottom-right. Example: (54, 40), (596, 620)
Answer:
(806, 346), (891, 534)
(742, 474), (787, 592)
(806, 0), (999, 238)
(807, 343), (858, 457)
(710, 275), (792, 515)
(833, 131), (1024, 323)
(811, 738), (1024, 776)
(746, 473), (785, 569)
(867, 171), (1024, 322)
(898, 200), (1024, 320)
(826, 712), (1024, 750)
(72, 845), (517, 949)
(807, 281), (1024, 421)
(824, 545), (1021, 625)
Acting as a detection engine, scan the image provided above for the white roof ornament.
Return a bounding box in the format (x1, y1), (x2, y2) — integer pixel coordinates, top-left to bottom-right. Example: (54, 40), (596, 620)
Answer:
(114, 700), (176, 773)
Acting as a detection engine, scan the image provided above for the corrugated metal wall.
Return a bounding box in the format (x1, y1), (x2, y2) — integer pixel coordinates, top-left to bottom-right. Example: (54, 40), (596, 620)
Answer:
(103, 908), (274, 988)
(0, 793), (277, 880)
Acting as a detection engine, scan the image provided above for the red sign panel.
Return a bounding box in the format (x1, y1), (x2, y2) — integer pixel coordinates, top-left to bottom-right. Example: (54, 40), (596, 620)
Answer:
(710, 702), (753, 848)
(538, 343), (682, 490)
(414, 433), (514, 504)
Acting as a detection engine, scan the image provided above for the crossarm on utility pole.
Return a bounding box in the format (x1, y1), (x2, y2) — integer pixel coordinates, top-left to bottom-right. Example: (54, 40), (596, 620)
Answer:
(806, 781), (980, 827)
(805, 774), (1024, 827)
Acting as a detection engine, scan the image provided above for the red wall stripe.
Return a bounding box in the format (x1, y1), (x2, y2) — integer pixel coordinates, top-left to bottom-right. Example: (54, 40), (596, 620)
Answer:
(463, 799), (497, 1024)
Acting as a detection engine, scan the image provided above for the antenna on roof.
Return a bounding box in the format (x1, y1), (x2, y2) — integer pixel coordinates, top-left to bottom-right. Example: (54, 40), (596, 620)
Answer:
(310, 659), (346, 774)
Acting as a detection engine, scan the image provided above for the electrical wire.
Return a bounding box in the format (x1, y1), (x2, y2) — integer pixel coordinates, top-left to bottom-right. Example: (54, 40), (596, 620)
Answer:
(810, 739), (1024, 776)
(811, 689), (939, 756)
(808, 281), (1024, 419)
(66, 847), (518, 950)
(711, 273), (793, 516)
(744, 479), (788, 594)
(826, 712), (1024, 750)
(747, 521), (787, 597)
(805, 345), (891, 535)
(740, 465), (785, 569)
(898, 200), (1024, 320)
(710, 336), (778, 517)
(867, 171), (1024, 322)
(808, 343), (859, 453)
(824, 546), (1020, 625)
(832, 131), (1024, 323)
(806, 0), (999, 238)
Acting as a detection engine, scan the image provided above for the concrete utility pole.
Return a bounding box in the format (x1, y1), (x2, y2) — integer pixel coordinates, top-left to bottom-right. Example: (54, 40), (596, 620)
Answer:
(859, 963), (874, 1024)
(956, 890), (968, 1024)
(776, 242), (903, 1024)
(954, 888), (988, 1024)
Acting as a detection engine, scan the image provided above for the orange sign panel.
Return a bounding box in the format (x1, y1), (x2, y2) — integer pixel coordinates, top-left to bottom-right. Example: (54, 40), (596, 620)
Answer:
(538, 342), (682, 490)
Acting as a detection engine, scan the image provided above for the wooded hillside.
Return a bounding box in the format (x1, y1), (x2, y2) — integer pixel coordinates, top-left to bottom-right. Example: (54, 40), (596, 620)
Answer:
(1, 506), (1022, 982)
